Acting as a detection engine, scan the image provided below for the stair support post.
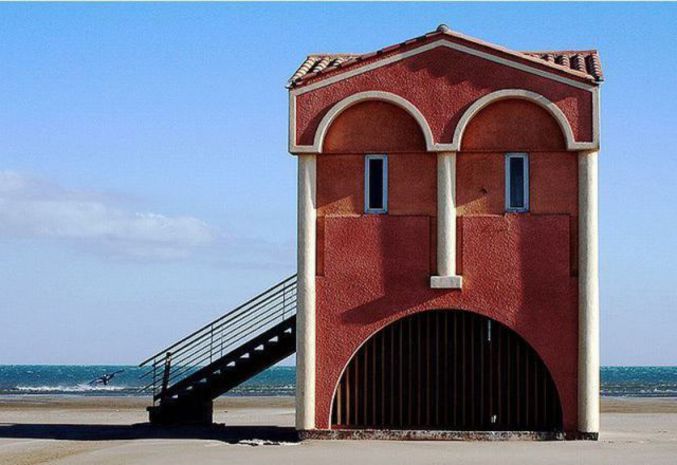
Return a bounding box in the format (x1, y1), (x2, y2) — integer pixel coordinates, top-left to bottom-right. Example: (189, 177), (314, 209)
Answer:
(297, 154), (316, 431)
(161, 352), (172, 401)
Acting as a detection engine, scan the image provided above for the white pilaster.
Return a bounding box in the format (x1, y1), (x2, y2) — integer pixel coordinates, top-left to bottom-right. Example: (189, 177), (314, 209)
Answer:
(578, 149), (600, 435)
(296, 154), (316, 431)
(430, 151), (462, 289)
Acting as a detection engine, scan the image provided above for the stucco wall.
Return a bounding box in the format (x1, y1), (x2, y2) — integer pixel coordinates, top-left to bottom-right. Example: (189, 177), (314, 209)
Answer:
(312, 95), (581, 433)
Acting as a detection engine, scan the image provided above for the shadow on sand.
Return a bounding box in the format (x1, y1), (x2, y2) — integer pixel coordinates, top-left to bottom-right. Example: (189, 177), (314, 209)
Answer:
(0, 423), (299, 443)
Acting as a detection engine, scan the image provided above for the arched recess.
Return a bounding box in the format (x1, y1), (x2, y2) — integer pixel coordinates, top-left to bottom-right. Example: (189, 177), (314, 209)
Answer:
(453, 89), (577, 150)
(313, 91), (435, 153)
(323, 100), (428, 153)
(331, 310), (563, 431)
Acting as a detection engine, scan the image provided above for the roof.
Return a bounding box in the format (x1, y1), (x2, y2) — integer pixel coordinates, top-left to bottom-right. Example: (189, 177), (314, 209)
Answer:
(288, 25), (603, 88)
(522, 51), (603, 81)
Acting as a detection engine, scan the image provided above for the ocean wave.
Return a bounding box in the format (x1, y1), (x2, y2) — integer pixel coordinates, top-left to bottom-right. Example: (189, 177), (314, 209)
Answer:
(601, 387), (677, 397)
(8, 384), (133, 394)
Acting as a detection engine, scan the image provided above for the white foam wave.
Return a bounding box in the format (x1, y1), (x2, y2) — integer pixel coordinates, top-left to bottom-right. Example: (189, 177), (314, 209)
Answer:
(13, 384), (129, 393)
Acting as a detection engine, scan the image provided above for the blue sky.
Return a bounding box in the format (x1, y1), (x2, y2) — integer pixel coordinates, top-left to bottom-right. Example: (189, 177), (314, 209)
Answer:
(0, 3), (675, 366)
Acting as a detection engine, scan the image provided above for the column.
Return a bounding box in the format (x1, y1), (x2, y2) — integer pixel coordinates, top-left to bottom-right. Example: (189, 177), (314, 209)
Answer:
(578, 149), (600, 436)
(296, 154), (316, 431)
(430, 151), (463, 289)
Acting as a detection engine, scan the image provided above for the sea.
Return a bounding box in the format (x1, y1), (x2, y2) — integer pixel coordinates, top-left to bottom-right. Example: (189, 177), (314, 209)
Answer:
(0, 366), (675, 398)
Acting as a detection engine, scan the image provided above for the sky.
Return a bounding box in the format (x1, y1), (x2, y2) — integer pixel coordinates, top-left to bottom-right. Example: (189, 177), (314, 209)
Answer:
(0, 3), (675, 366)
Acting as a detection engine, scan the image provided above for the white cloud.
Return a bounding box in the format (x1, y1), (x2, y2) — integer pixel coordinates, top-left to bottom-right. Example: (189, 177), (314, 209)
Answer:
(0, 171), (215, 259)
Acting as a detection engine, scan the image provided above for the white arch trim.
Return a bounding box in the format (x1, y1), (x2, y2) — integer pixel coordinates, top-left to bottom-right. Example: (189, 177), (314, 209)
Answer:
(294, 91), (436, 154)
(453, 89), (596, 151)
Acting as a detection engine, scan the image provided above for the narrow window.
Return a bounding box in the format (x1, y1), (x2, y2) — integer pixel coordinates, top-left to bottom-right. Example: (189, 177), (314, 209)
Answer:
(365, 154), (388, 214)
(505, 153), (529, 212)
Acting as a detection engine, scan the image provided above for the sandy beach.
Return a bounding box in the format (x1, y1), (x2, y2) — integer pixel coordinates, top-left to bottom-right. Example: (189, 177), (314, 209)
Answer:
(0, 396), (675, 465)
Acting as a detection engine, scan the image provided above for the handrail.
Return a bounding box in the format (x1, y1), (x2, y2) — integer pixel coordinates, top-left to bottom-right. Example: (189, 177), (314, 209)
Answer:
(157, 298), (296, 386)
(140, 274), (296, 366)
(137, 296), (295, 382)
(164, 298), (296, 376)
(138, 274), (297, 400)
(146, 287), (296, 370)
(147, 289), (297, 371)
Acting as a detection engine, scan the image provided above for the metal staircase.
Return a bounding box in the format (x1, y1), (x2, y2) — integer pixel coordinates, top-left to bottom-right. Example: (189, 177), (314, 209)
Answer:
(139, 275), (297, 425)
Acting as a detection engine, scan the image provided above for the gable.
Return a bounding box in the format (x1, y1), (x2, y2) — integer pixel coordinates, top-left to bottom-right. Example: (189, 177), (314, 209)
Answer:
(289, 27), (602, 91)
(291, 45), (596, 150)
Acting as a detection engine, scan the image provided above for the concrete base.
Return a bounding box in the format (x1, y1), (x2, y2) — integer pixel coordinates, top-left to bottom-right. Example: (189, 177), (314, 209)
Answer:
(148, 400), (213, 426)
(574, 431), (600, 441)
(300, 429), (569, 441)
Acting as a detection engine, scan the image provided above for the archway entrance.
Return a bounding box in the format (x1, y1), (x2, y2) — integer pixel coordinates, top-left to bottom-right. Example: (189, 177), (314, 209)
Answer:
(331, 310), (562, 431)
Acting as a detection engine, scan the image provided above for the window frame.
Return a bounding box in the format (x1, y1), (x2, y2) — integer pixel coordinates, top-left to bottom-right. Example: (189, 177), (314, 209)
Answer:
(505, 152), (530, 213)
(364, 154), (388, 214)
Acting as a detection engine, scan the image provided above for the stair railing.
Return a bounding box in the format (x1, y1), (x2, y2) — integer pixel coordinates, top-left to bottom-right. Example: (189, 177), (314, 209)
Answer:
(139, 274), (297, 402)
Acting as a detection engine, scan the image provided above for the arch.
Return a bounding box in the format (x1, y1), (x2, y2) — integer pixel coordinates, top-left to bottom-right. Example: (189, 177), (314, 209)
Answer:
(453, 89), (577, 150)
(330, 309), (563, 432)
(313, 91), (435, 153)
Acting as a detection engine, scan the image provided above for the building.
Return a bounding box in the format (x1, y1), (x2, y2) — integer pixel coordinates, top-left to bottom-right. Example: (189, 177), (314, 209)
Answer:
(289, 24), (602, 439)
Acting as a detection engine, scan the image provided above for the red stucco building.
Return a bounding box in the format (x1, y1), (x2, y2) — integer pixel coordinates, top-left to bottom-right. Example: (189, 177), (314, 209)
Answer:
(289, 25), (602, 439)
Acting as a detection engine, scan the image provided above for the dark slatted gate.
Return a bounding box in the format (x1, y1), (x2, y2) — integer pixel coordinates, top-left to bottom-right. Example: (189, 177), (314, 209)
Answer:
(331, 310), (562, 431)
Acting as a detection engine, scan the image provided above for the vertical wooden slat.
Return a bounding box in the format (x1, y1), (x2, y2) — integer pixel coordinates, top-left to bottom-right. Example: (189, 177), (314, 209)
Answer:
(345, 360), (351, 426)
(425, 313), (430, 426)
(381, 326), (386, 426)
(416, 316), (422, 426)
(460, 312), (466, 429)
(532, 352), (537, 428)
(364, 339), (369, 426)
(408, 318), (413, 426)
(470, 314), (475, 428)
(453, 311), (458, 427)
(372, 336), (376, 426)
(481, 318), (486, 428)
(388, 325), (395, 425)
(336, 369), (342, 426)
(435, 312), (440, 427)
(515, 341), (521, 428)
(495, 324), (500, 429)
(507, 330), (512, 429)
(354, 348), (360, 425)
(399, 318), (403, 427)
(443, 311), (449, 426)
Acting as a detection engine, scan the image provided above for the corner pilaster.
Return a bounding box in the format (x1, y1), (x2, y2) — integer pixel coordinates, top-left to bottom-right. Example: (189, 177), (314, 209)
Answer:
(296, 154), (316, 431)
(578, 149), (600, 435)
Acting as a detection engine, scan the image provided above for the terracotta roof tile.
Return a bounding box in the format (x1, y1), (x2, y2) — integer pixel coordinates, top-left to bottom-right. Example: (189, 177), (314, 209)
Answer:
(288, 26), (603, 88)
(289, 54), (360, 84)
(523, 50), (604, 81)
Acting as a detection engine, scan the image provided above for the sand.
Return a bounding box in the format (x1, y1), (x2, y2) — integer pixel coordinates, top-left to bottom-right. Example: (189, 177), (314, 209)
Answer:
(0, 396), (676, 465)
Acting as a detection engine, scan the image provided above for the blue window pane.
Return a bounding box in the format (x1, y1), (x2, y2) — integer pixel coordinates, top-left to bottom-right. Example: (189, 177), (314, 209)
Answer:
(509, 157), (524, 209)
(368, 159), (384, 209)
